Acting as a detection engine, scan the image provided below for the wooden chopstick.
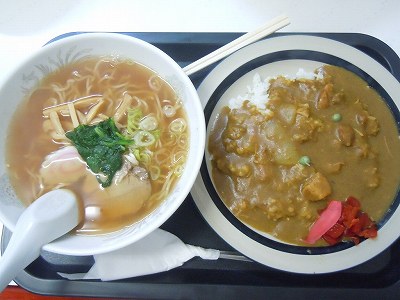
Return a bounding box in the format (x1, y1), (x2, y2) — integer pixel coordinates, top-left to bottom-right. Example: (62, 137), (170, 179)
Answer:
(182, 14), (290, 76)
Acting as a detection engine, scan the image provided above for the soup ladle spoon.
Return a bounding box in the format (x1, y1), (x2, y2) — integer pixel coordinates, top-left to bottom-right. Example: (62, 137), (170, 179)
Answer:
(0, 189), (80, 291)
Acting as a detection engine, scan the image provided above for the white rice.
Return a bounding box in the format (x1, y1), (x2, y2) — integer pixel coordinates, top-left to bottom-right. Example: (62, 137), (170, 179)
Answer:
(228, 72), (270, 110)
(228, 68), (324, 110)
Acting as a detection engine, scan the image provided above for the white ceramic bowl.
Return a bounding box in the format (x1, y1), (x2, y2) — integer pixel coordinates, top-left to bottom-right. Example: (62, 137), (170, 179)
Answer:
(0, 33), (205, 256)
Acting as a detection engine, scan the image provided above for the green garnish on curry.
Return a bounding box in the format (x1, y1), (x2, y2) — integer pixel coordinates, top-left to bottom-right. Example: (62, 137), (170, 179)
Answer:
(66, 118), (133, 188)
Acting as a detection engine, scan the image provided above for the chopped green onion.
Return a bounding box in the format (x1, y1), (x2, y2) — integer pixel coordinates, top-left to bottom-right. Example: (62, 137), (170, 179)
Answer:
(127, 108), (143, 134)
(169, 118), (187, 133)
(139, 115), (158, 131)
(174, 164), (184, 176)
(133, 130), (156, 147)
(132, 148), (152, 163)
(299, 155), (311, 166)
(163, 104), (176, 117)
(332, 113), (342, 122)
(149, 165), (161, 180)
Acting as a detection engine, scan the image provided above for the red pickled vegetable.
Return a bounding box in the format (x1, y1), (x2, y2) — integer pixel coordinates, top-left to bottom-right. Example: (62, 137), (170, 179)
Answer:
(325, 223), (346, 239)
(360, 226), (378, 238)
(341, 202), (359, 228)
(322, 223), (346, 245)
(345, 196), (361, 209)
(305, 196), (378, 245)
(322, 233), (339, 246)
(305, 200), (342, 244)
(320, 196), (378, 246)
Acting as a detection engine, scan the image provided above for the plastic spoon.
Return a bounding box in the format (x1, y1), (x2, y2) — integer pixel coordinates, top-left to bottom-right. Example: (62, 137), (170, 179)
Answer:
(0, 189), (80, 291)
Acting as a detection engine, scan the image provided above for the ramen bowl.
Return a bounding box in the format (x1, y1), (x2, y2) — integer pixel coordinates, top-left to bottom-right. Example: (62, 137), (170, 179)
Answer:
(0, 32), (205, 256)
(192, 35), (400, 274)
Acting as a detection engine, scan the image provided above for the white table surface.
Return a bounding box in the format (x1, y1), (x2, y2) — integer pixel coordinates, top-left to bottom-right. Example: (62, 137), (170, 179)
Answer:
(0, 0), (399, 288)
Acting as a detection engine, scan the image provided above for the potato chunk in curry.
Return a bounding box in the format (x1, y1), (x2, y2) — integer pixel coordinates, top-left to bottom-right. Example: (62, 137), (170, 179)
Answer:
(208, 65), (400, 246)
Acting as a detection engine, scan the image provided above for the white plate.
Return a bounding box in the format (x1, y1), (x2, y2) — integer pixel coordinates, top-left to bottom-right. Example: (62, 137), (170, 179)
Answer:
(191, 35), (400, 274)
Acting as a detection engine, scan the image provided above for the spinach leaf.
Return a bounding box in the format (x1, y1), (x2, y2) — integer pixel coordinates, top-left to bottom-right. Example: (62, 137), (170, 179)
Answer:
(66, 118), (133, 187)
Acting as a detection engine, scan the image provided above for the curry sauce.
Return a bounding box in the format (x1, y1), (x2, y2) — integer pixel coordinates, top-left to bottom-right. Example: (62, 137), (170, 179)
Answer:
(208, 65), (400, 246)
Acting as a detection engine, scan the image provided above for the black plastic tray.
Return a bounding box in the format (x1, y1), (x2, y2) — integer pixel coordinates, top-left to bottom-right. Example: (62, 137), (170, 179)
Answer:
(3, 32), (400, 299)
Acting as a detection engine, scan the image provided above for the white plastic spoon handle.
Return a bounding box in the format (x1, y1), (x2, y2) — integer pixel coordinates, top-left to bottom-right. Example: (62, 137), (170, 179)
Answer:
(0, 189), (79, 291)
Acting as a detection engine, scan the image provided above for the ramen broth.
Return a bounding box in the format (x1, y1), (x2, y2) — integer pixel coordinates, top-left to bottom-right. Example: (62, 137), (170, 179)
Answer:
(208, 65), (400, 246)
(6, 57), (189, 234)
